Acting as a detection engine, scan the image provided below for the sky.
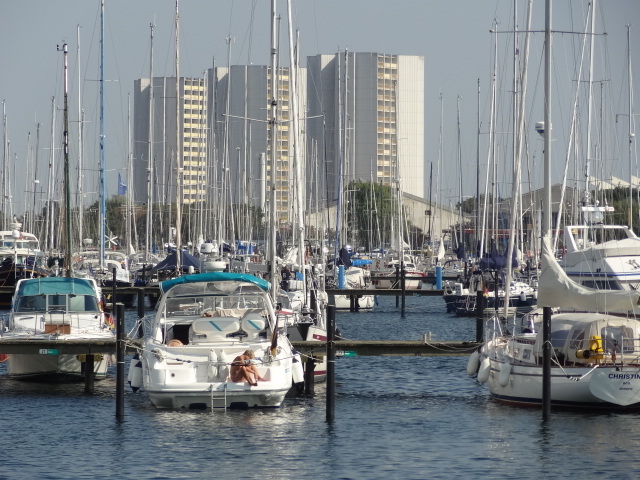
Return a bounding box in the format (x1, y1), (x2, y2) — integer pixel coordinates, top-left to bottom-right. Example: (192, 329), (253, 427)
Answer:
(0, 0), (638, 218)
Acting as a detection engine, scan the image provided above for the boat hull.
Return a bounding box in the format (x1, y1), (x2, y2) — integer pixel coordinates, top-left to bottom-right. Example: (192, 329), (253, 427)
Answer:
(147, 387), (288, 409)
(142, 344), (293, 409)
(485, 358), (640, 409)
(334, 294), (375, 310)
(5, 352), (109, 381)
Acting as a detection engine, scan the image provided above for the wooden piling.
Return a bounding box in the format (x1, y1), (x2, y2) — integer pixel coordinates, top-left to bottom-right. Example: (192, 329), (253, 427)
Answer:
(115, 302), (125, 420)
(326, 305), (336, 423)
(84, 354), (95, 393)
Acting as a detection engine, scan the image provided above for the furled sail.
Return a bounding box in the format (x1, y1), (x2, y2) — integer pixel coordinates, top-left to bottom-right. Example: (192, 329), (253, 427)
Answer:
(537, 234), (640, 312)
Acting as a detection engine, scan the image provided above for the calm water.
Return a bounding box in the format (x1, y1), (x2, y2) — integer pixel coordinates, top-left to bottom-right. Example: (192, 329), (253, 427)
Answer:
(2, 295), (640, 479)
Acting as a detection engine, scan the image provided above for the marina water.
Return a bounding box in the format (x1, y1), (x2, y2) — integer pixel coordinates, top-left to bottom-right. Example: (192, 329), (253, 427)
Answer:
(2, 295), (640, 479)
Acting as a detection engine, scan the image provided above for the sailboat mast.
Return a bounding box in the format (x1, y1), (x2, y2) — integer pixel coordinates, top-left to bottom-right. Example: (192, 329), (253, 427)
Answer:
(76, 25), (84, 251)
(586, 0), (597, 223)
(2, 101), (7, 230)
(542, 0), (553, 418)
(174, 0), (182, 271)
(475, 78), (480, 259)
(268, 0), (278, 302)
(99, 0), (106, 268)
(126, 93), (132, 256)
(146, 22), (154, 262)
(333, 49), (344, 279)
(627, 24), (634, 230)
(64, 45), (73, 273)
(59, 42), (72, 277)
(287, 0), (306, 304)
(46, 98), (56, 253)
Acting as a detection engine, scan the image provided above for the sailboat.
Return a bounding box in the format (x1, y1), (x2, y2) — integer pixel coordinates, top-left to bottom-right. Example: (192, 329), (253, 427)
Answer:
(1, 42), (115, 381)
(469, 0), (640, 409)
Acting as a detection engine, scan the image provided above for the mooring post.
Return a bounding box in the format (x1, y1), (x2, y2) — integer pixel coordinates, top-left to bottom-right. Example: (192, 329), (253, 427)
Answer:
(304, 356), (316, 395)
(116, 302), (125, 420)
(112, 269), (117, 306)
(84, 354), (95, 393)
(326, 304), (336, 423)
(395, 264), (400, 308)
(136, 288), (145, 338)
(400, 264), (406, 318)
(476, 279), (484, 342)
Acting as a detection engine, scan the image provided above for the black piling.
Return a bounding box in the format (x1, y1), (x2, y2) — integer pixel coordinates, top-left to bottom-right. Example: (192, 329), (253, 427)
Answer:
(112, 269), (117, 305)
(542, 306), (552, 419)
(304, 356), (316, 395)
(395, 264), (400, 308)
(84, 354), (95, 393)
(326, 304), (336, 423)
(475, 285), (484, 342)
(400, 264), (406, 318)
(115, 302), (125, 420)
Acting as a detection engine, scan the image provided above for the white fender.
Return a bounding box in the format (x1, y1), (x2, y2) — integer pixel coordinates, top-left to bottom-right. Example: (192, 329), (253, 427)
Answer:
(466, 351), (480, 377)
(498, 362), (512, 387)
(207, 349), (218, 382)
(292, 353), (304, 384)
(217, 349), (229, 381)
(128, 354), (143, 393)
(127, 354), (136, 384)
(477, 357), (491, 384)
(519, 292), (526, 302)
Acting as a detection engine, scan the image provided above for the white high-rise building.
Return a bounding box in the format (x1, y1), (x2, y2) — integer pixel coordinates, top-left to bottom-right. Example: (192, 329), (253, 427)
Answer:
(133, 76), (208, 207)
(306, 52), (424, 204)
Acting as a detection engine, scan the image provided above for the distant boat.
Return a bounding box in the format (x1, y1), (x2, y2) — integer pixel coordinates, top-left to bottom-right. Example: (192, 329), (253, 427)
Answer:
(0, 225), (49, 308)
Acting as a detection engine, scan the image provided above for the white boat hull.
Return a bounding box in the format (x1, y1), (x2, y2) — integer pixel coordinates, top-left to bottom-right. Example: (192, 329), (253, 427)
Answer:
(142, 343), (293, 409)
(5, 351), (109, 380)
(334, 294), (375, 310)
(485, 358), (640, 408)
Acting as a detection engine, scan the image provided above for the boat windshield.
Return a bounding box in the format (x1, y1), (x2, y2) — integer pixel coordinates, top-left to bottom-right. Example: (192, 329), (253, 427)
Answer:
(15, 294), (100, 313)
(165, 293), (268, 317)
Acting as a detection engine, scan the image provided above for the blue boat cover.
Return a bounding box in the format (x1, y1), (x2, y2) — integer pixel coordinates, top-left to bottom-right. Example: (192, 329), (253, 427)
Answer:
(160, 272), (271, 294)
(152, 250), (202, 272)
(17, 277), (97, 296)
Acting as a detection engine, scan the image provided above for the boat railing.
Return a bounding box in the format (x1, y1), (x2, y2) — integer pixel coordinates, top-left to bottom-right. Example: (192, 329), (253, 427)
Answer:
(8, 310), (105, 335)
(570, 336), (640, 365)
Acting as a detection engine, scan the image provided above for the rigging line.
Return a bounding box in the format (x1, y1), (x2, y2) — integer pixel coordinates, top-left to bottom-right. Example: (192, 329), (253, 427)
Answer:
(247, 0), (257, 64)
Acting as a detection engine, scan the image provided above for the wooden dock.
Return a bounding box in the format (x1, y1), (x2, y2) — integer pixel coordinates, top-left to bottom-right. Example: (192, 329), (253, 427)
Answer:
(291, 340), (481, 356)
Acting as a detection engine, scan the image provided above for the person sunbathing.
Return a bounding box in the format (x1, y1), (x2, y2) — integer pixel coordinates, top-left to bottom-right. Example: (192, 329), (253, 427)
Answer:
(230, 350), (266, 386)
